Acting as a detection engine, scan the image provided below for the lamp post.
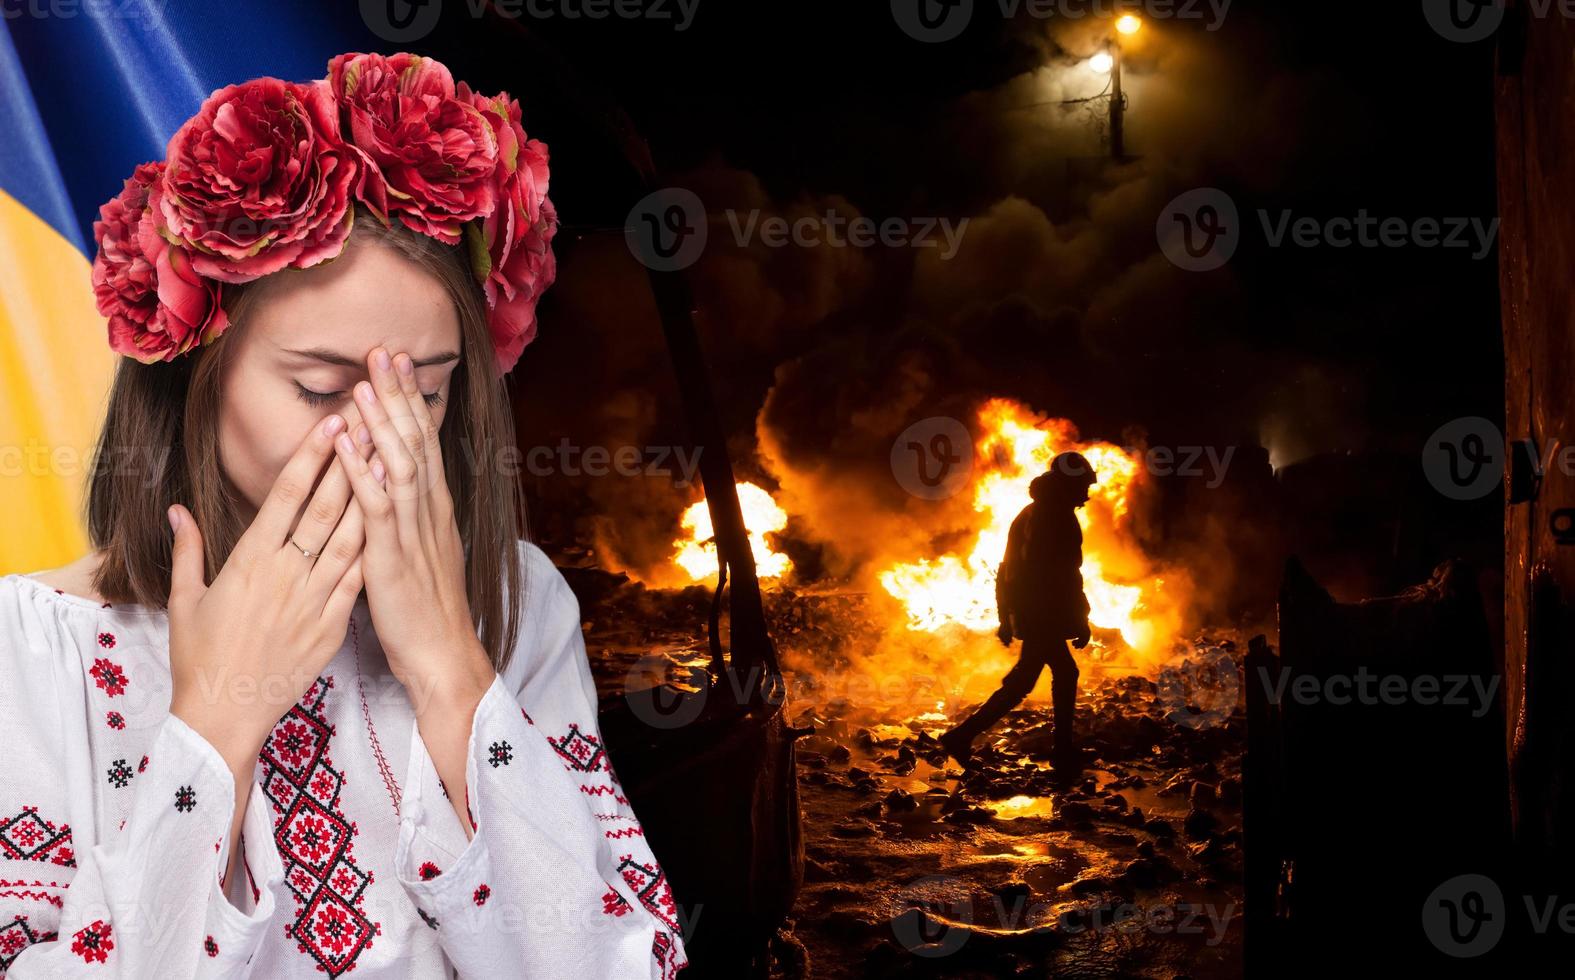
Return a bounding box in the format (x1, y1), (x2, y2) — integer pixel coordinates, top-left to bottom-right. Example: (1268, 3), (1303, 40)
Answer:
(1110, 14), (1141, 159)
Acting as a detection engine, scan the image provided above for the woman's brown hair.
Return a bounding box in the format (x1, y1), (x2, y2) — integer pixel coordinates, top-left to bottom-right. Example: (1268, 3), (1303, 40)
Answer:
(84, 205), (528, 670)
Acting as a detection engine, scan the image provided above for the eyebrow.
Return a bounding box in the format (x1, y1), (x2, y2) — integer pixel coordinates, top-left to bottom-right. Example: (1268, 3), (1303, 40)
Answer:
(281, 346), (461, 368)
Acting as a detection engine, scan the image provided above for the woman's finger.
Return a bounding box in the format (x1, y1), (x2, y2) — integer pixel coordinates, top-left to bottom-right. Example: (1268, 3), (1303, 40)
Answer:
(305, 489), (365, 608)
(392, 351), (447, 525)
(353, 375), (420, 539)
(333, 428), (395, 542)
(286, 421), (371, 560)
(247, 414), (346, 549)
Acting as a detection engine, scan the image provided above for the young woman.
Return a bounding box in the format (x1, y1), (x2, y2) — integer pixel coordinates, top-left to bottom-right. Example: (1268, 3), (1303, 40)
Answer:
(0, 53), (687, 978)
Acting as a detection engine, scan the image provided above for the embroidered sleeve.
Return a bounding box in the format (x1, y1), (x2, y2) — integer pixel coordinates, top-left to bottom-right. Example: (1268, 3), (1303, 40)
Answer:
(392, 567), (689, 978)
(6, 716), (283, 977)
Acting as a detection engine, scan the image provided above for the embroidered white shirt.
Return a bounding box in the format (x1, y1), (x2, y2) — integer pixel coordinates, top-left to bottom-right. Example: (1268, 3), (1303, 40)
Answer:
(0, 540), (687, 978)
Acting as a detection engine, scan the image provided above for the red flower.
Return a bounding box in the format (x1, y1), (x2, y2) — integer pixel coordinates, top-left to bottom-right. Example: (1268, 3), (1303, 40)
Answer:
(157, 77), (357, 282)
(464, 86), (558, 376)
(328, 52), (498, 244)
(92, 163), (228, 363)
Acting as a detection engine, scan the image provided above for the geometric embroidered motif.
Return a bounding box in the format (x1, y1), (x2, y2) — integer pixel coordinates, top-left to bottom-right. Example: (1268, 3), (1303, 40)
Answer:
(257, 676), (381, 977)
(0, 808), (75, 867)
(546, 724), (605, 773)
(0, 914), (58, 972)
(614, 853), (680, 934)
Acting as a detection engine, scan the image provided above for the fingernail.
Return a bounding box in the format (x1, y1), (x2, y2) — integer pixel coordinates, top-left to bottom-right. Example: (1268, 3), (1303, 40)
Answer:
(322, 415), (345, 437)
(356, 382), (375, 404)
(397, 354), (413, 377)
(375, 349), (391, 372)
(336, 433), (355, 454)
(355, 425), (372, 446)
(371, 459), (386, 482)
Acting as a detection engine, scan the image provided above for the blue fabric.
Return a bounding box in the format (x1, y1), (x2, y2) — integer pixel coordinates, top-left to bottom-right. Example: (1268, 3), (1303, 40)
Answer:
(1, 0), (373, 253)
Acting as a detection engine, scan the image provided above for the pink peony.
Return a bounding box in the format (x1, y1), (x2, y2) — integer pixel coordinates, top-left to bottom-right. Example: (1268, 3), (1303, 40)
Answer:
(479, 196), (559, 377)
(157, 77), (357, 283)
(92, 163), (228, 363)
(328, 52), (499, 244)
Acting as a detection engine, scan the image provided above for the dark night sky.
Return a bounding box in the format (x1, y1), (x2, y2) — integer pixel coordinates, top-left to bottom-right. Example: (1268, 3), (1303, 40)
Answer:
(396, 1), (1503, 581)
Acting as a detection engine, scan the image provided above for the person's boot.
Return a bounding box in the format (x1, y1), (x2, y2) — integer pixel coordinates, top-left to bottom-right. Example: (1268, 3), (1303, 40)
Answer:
(937, 726), (976, 769)
(1051, 675), (1079, 776)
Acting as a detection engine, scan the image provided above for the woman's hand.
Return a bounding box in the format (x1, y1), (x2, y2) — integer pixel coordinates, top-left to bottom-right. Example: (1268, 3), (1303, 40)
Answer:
(166, 414), (375, 771)
(336, 347), (495, 723)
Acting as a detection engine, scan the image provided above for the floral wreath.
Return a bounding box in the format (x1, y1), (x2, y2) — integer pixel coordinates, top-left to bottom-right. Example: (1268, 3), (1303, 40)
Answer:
(90, 52), (558, 378)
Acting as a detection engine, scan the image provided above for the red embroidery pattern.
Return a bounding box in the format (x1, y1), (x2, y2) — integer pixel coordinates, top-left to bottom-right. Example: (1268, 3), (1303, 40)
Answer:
(70, 919), (113, 964)
(350, 619), (401, 819)
(615, 853), (681, 934)
(89, 658), (127, 698)
(471, 884), (490, 906)
(0, 915), (58, 973)
(0, 881), (65, 908)
(547, 723), (605, 773)
(0, 808), (75, 867)
(258, 677), (381, 977)
(204, 935), (219, 958)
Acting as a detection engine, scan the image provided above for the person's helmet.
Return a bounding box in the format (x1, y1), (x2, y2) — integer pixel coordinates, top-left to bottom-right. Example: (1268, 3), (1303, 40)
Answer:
(1029, 451), (1098, 501)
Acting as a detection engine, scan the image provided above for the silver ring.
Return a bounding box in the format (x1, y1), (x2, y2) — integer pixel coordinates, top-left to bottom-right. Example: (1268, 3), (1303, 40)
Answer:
(289, 538), (320, 559)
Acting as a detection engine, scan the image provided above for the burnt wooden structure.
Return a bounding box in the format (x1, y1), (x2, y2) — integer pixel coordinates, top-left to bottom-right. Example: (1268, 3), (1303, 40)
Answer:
(1249, 559), (1512, 976)
(1494, 0), (1575, 901)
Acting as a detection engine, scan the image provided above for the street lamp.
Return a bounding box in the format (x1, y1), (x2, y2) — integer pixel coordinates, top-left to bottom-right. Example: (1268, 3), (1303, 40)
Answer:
(1088, 51), (1114, 74)
(1108, 15), (1140, 159)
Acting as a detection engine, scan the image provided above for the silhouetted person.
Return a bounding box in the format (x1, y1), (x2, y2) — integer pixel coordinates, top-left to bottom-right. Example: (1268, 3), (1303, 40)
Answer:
(940, 452), (1096, 773)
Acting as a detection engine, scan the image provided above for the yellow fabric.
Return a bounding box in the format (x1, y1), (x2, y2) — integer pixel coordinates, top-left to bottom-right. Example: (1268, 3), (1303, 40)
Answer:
(0, 188), (116, 574)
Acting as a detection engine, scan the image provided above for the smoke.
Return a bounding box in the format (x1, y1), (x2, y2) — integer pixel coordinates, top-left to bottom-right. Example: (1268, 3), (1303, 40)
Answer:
(520, 15), (1372, 626)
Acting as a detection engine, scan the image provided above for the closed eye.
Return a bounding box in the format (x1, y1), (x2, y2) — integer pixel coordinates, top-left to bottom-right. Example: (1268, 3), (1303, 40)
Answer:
(293, 380), (444, 408)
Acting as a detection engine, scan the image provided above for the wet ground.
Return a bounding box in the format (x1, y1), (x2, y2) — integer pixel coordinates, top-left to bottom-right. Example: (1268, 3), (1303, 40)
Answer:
(567, 568), (1247, 980)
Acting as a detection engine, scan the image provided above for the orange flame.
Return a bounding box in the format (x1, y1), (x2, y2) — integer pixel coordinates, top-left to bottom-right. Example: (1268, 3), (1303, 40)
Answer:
(879, 399), (1180, 662)
(673, 481), (793, 582)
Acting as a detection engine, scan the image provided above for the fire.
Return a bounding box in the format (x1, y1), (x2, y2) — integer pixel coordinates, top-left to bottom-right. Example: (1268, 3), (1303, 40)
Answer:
(878, 399), (1178, 660)
(673, 481), (793, 582)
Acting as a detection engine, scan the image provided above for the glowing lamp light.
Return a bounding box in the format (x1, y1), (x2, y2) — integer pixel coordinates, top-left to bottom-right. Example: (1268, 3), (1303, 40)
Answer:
(1115, 14), (1142, 35)
(1088, 51), (1114, 74)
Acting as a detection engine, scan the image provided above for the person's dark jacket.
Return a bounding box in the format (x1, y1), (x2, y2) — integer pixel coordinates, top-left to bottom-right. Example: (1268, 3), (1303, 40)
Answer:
(995, 500), (1090, 641)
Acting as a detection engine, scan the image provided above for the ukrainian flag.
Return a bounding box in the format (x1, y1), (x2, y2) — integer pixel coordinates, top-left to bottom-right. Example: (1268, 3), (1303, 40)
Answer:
(0, 1), (372, 573)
